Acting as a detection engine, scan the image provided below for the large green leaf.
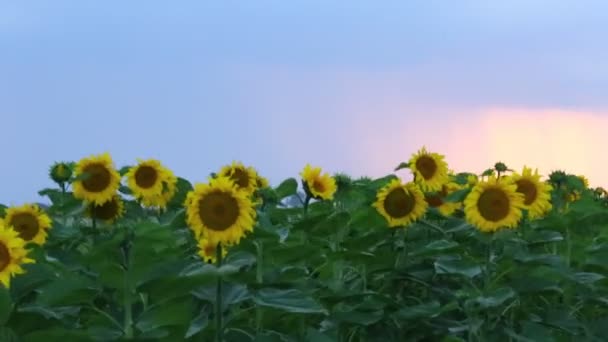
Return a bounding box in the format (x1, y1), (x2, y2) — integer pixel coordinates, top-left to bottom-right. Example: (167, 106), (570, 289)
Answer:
(275, 178), (298, 199)
(434, 259), (482, 278)
(252, 288), (327, 314)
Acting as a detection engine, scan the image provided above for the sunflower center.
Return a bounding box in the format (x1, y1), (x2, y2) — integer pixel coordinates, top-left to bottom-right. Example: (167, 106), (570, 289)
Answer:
(312, 180), (326, 193)
(203, 244), (216, 256)
(92, 200), (120, 221)
(384, 188), (415, 218)
(0, 242), (10, 272)
(9, 213), (40, 241)
(515, 179), (538, 206)
(82, 164), (112, 192)
(477, 188), (510, 222)
(415, 156), (438, 180)
(198, 191), (240, 231)
(426, 194), (444, 208)
(135, 166), (158, 189)
(230, 168), (250, 189)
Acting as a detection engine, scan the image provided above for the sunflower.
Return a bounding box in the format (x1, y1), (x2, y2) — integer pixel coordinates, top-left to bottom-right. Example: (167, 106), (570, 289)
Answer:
(197, 239), (228, 264)
(300, 164), (337, 200)
(73, 153), (121, 205)
(373, 179), (428, 228)
(0, 223), (35, 288)
(49, 161), (73, 184)
(464, 176), (525, 232)
(4, 204), (52, 245)
(185, 176), (256, 246)
(425, 182), (463, 217)
(256, 175), (270, 189)
(218, 162), (259, 195)
(88, 195), (125, 224)
(408, 147), (449, 192)
(126, 159), (177, 208)
(578, 175), (590, 189)
(510, 167), (553, 219)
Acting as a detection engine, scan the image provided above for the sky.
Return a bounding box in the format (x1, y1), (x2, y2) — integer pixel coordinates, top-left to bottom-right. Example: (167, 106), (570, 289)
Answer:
(1, 1), (607, 204)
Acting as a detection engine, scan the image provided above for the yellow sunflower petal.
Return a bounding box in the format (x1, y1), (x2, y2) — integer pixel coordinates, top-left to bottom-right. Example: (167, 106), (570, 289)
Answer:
(373, 179), (428, 227)
(4, 204), (52, 245)
(73, 153), (121, 205)
(408, 147), (450, 192)
(0, 222), (35, 288)
(300, 164), (337, 200)
(464, 176), (525, 232)
(185, 176), (257, 246)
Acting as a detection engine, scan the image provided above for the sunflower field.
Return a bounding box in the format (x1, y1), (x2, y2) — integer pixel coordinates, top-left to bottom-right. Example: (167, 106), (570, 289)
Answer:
(1, 149), (608, 342)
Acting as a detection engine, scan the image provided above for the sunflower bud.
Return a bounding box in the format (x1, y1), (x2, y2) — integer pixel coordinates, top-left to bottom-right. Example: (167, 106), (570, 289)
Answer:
(494, 162), (508, 173)
(49, 162), (73, 184)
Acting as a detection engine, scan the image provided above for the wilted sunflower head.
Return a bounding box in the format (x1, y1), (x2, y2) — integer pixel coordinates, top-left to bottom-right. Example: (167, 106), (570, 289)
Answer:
(219, 162), (259, 195)
(49, 162), (73, 184)
(509, 167), (553, 220)
(4, 204), (52, 245)
(185, 176), (256, 246)
(464, 176), (525, 232)
(197, 239), (228, 264)
(408, 147), (449, 192)
(373, 179), (428, 228)
(88, 195), (125, 224)
(73, 153), (121, 205)
(300, 164), (337, 200)
(0, 222), (35, 288)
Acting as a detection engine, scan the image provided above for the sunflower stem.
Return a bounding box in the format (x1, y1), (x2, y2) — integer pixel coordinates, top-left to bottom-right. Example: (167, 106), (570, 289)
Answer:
(565, 226), (571, 268)
(122, 234), (134, 339)
(255, 241), (263, 332)
(215, 243), (224, 342)
(303, 194), (311, 215)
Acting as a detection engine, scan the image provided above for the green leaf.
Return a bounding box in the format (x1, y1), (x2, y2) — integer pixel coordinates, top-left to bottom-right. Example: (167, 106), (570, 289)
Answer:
(0, 287), (12, 324)
(0, 327), (19, 342)
(466, 287), (516, 310)
(394, 162), (409, 171)
(527, 230), (564, 245)
(444, 188), (471, 203)
(252, 288), (327, 314)
(434, 259), (482, 278)
(119, 166), (132, 176)
(275, 178), (298, 199)
(393, 301), (441, 320)
(570, 272), (605, 284)
(185, 305), (210, 338)
(17, 304), (80, 320)
(135, 297), (195, 333)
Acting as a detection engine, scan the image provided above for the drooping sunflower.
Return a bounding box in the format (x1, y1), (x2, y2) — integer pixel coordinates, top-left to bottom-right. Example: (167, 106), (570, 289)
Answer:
(300, 164), (337, 200)
(464, 176), (525, 232)
(0, 223), (35, 288)
(197, 239), (228, 264)
(88, 195), (125, 224)
(126, 159), (177, 208)
(218, 162), (259, 195)
(373, 179), (428, 228)
(185, 176), (256, 246)
(73, 153), (121, 205)
(4, 204), (52, 245)
(425, 182), (463, 217)
(408, 147), (450, 192)
(509, 167), (553, 219)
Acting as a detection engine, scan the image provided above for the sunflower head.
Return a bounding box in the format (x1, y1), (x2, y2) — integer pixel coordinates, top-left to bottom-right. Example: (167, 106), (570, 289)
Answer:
(219, 162), (259, 195)
(373, 179), (428, 228)
(126, 159), (177, 208)
(256, 175), (270, 189)
(425, 182), (463, 217)
(408, 147), (449, 192)
(464, 176), (525, 232)
(185, 176), (256, 246)
(88, 195), (125, 224)
(197, 239), (228, 264)
(49, 162), (73, 184)
(548, 170), (568, 188)
(4, 204), (52, 245)
(300, 164), (337, 200)
(73, 153), (121, 205)
(577, 175), (590, 189)
(510, 167), (553, 220)
(0, 223), (35, 288)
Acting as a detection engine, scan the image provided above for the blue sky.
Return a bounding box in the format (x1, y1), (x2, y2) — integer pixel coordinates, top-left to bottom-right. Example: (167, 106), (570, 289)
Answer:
(1, 1), (607, 204)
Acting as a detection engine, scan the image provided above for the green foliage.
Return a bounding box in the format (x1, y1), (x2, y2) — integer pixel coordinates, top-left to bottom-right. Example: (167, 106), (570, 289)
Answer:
(2, 164), (608, 342)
